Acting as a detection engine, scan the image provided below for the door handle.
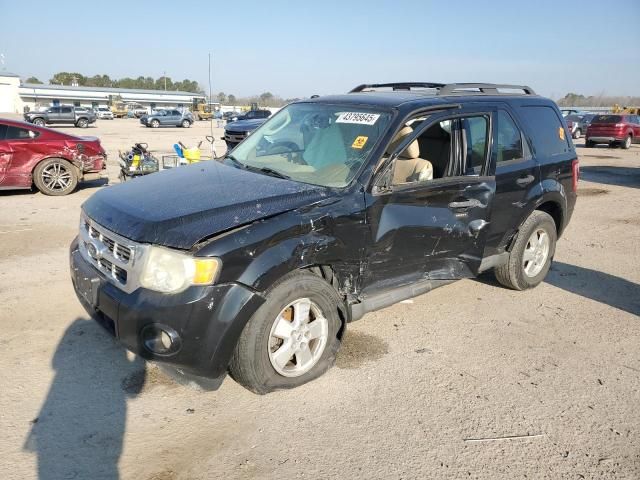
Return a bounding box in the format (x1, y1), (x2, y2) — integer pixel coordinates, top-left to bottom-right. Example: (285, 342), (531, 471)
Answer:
(448, 199), (482, 209)
(516, 174), (535, 187)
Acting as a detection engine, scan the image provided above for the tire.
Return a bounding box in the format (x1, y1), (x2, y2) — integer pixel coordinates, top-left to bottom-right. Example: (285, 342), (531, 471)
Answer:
(32, 118), (46, 127)
(494, 211), (557, 291)
(181, 119), (191, 128)
(33, 158), (78, 196)
(573, 129), (582, 140)
(622, 134), (632, 150)
(229, 270), (343, 394)
(76, 118), (88, 128)
(585, 140), (594, 148)
(150, 119), (160, 128)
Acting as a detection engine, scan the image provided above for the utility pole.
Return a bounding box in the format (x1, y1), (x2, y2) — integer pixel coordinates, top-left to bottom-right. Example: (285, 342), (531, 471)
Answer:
(163, 71), (167, 91)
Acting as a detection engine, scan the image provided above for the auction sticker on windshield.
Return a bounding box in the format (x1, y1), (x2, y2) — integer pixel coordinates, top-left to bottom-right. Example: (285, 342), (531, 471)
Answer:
(336, 112), (380, 125)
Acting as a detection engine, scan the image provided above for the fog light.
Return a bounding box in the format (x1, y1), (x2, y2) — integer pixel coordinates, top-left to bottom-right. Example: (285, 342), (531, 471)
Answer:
(141, 324), (181, 356)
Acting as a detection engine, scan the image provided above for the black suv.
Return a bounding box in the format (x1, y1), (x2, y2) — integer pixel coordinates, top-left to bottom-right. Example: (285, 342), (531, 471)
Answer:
(24, 106), (97, 128)
(70, 82), (578, 394)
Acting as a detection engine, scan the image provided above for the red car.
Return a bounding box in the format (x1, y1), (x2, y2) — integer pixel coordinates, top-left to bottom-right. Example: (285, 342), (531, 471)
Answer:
(586, 114), (640, 149)
(0, 119), (107, 195)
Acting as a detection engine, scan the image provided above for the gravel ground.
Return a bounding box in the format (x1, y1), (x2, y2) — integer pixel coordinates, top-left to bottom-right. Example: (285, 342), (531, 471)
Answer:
(0, 116), (639, 479)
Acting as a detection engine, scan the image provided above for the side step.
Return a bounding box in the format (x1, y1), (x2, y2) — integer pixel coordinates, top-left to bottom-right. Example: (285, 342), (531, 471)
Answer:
(350, 278), (455, 321)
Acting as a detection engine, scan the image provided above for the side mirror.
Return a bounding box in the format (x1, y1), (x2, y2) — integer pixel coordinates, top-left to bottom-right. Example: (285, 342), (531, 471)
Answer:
(28, 131), (37, 139)
(372, 156), (395, 194)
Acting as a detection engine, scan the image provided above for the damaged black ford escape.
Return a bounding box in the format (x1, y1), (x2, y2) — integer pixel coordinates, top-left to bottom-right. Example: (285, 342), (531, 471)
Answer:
(70, 82), (578, 394)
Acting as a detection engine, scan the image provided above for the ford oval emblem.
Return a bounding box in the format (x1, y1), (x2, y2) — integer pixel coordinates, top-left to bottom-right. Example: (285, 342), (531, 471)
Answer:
(87, 242), (99, 260)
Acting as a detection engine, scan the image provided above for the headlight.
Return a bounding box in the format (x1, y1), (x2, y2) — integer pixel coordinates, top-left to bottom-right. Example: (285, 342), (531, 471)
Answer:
(139, 246), (221, 294)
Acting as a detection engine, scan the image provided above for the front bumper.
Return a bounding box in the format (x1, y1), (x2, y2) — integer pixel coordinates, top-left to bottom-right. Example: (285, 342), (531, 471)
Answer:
(69, 237), (265, 387)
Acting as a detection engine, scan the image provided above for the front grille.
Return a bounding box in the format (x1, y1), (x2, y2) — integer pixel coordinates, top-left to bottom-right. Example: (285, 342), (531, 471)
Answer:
(84, 221), (133, 263)
(225, 131), (246, 142)
(79, 216), (142, 291)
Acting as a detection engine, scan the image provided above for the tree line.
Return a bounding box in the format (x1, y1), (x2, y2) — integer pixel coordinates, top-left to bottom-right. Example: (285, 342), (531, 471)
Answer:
(557, 92), (640, 107)
(25, 72), (203, 94)
(213, 91), (301, 108)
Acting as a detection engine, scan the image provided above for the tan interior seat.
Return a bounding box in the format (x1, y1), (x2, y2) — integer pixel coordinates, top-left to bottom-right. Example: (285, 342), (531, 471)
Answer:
(387, 126), (434, 184)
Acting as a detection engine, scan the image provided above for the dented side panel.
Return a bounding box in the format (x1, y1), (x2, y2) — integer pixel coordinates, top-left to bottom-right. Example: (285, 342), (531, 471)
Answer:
(195, 193), (368, 298)
(362, 178), (496, 294)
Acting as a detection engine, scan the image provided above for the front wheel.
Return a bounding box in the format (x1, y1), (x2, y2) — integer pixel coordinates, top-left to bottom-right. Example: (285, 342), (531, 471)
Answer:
(76, 118), (88, 128)
(150, 119), (160, 128)
(33, 158), (79, 196)
(585, 140), (595, 148)
(573, 129), (582, 139)
(494, 211), (557, 290)
(229, 270), (343, 394)
(32, 118), (46, 127)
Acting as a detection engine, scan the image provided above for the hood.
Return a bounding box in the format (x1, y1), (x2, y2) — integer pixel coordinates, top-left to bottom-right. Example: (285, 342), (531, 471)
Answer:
(82, 161), (330, 249)
(225, 118), (266, 131)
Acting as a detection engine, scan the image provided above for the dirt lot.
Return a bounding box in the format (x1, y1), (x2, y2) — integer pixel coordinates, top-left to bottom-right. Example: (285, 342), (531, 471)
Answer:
(1, 116), (639, 479)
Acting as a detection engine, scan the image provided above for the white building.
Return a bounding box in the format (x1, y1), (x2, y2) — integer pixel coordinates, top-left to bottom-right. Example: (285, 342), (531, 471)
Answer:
(0, 72), (205, 113)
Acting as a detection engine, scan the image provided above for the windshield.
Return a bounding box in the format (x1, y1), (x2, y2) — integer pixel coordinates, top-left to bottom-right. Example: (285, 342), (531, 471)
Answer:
(228, 103), (392, 187)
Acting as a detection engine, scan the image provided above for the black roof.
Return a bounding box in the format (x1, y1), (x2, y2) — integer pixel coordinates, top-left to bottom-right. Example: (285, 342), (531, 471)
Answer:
(304, 82), (543, 110)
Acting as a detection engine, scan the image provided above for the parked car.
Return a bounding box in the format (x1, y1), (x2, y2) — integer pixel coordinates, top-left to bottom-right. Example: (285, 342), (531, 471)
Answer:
(222, 118), (269, 149)
(96, 107), (115, 120)
(0, 118), (106, 195)
(139, 109), (194, 128)
(585, 114), (640, 149)
(560, 108), (582, 117)
(227, 109), (272, 123)
(70, 82), (578, 394)
(223, 111), (240, 122)
(564, 113), (596, 139)
(24, 106), (97, 128)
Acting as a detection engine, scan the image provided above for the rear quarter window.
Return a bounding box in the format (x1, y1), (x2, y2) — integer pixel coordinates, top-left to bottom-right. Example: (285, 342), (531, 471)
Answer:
(522, 106), (571, 158)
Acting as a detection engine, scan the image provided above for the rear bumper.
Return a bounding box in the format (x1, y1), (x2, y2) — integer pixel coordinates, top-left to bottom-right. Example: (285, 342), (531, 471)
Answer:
(587, 136), (623, 143)
(69, 237), (265, 387)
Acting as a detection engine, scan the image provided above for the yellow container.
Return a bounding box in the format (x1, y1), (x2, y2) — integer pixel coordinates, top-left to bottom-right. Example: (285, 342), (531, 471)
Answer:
(183, 148), (201, 163)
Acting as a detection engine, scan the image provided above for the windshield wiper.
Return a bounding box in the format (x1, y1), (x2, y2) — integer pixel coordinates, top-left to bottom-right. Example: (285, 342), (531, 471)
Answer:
(224, 154), (245, 168)
(246, 165), (290, 180)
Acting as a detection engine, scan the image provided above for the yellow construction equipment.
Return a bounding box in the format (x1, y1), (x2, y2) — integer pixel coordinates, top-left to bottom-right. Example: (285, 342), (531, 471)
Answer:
(612, 104), (640, 115)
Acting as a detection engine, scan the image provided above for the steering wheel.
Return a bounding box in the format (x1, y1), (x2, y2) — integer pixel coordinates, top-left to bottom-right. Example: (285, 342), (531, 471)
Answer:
(264, 141), (306, 164)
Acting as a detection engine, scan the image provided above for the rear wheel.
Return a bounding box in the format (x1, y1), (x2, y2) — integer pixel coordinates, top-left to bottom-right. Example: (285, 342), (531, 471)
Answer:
(622, 134), (632, 150)
(181, 119), (191, 128)
(32, 118), (46, 127)
(33, 158), (78, 196)
(494, 211), (556, 290)
(229, 270), (343, 394)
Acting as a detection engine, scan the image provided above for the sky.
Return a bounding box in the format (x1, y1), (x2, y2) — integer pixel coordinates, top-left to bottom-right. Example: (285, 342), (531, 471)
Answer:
(1, 0), (639, 100)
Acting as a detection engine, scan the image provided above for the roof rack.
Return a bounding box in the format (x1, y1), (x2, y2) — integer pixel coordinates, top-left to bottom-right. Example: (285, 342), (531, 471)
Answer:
(438, 83), (536, 96)
(350, 82), (445, 93)
(349, 82), (536, 96)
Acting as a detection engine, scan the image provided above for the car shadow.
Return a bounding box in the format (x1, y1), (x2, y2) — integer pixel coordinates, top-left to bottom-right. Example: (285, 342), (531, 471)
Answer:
(476, 262), (640, 316)
(24, 318), (146, 480)
(579, 165), (640, 189)
(0, 178), (109, 197)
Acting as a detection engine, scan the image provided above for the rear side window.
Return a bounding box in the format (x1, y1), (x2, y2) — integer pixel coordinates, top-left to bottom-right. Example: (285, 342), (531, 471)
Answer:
(522, 106), (570, 158)
(61, 107), (72, 114)
(496, 110), (524, 163)
(0, 124), (7, 140)
(462, 116), (489, 174)
(6, 126), (38, 140)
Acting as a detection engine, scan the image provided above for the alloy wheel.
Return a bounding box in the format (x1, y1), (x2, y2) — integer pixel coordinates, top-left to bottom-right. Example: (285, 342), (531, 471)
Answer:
(522, 228), (550, 277)
(268, 298), (329, 377)
(41, 162), (73, 193)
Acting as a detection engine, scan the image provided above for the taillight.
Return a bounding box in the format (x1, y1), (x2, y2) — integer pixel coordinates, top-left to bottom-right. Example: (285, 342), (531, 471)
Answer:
(572, 159), (579, 193)
(615, 123), (625, 128)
